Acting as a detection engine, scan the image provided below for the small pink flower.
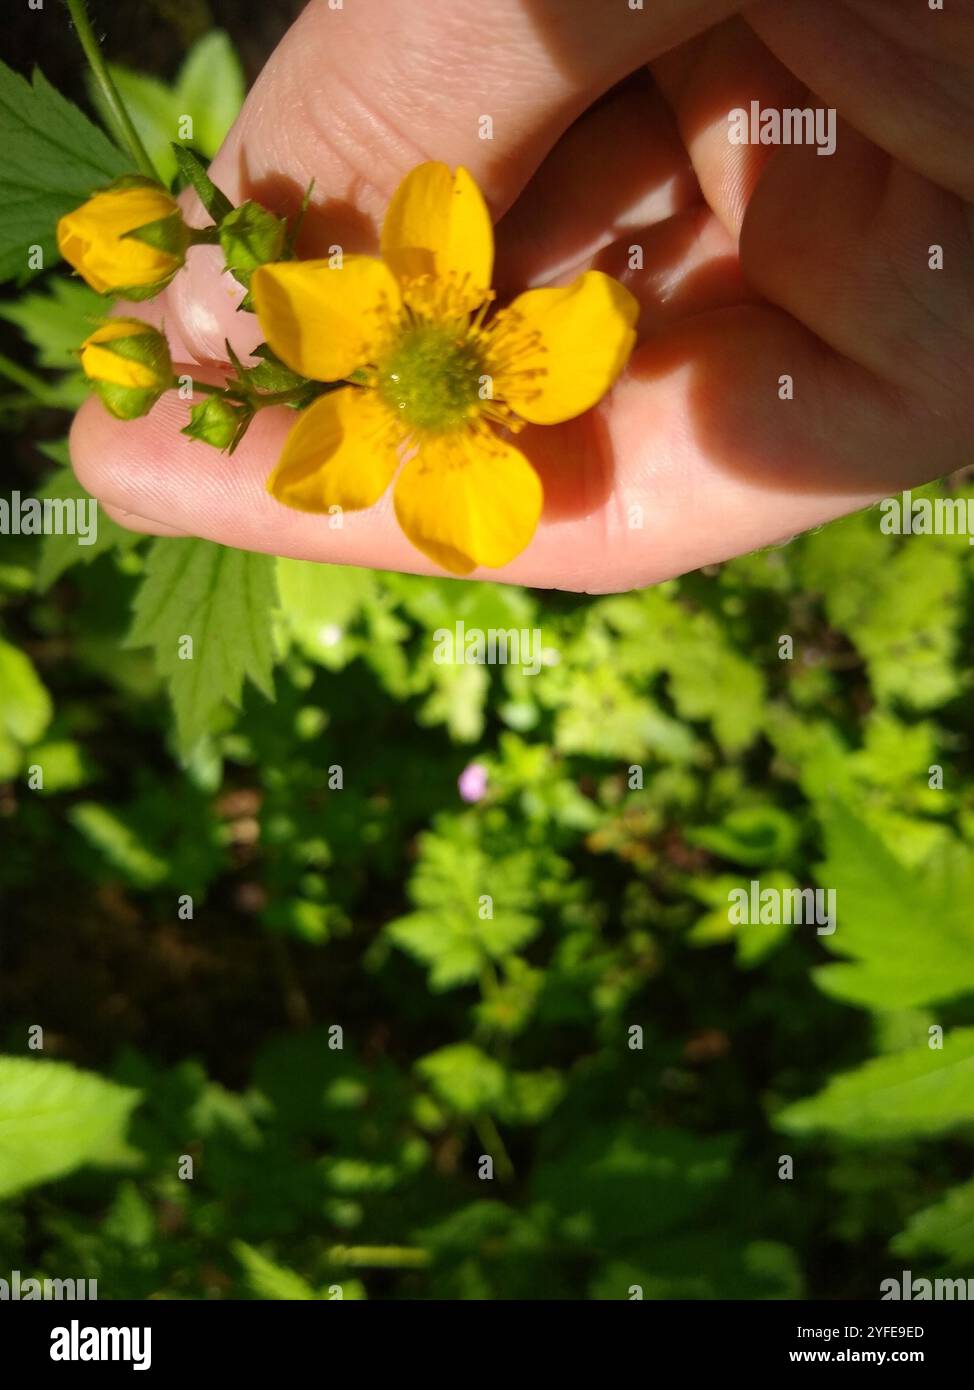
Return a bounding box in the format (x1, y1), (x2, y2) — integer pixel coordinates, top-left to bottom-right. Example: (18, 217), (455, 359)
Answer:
(458, 761), (488, 803)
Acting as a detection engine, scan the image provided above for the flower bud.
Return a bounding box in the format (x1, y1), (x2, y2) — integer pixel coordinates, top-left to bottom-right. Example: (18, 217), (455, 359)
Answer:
(57, 178), (189, 298)
(182, 394), (248, 450)
(218, 200), (287, 295)
(80, 319), (173, 419)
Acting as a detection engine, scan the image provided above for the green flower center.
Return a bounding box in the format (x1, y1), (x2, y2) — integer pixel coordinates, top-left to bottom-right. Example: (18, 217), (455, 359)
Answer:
(376, 325), (484, 432)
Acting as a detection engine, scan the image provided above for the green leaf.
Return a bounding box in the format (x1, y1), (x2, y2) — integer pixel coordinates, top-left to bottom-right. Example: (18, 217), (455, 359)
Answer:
(36, 464), (142, 589)
(276, 558), (376, 669)
(0, 1056), (141, 1198)
(0, 61), (128, 282)
(688, 869), (800, 967)
(386, 820), (547, 990)
(687, 805), (800, 867)
(798, 506), (963, 710)
(534, 1125), (733, 1243)
(233, 1242), (318, 1300)
(126, 539), (278, 750)
(892, 1178), (974, 1265)
(417, 1044), (507, 1117)
(25, 740), (91, 795)
(605, 590), (766, 754)
(174, 33), (245, 160)
(0, 277), (102, 368)
(776, 1029), (974, 1141)
(0, 634), (52, 748)
(813, 803), (974, 1009)
(68, 802), (169, 888)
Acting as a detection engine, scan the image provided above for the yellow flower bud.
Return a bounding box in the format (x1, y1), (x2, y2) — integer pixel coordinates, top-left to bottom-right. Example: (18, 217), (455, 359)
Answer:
(57, 178), (189, 298)
(80, 319), (173, 419)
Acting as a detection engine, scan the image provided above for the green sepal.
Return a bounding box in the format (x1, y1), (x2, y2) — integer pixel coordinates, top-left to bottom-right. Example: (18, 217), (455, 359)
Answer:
(241, 345), (307, 395)
(218, 201), (287, 291)
(95, 324), (173, 379)
(101, 270), (181, 302)
(284, 178), (316, 257)
(121, 210), (190, 258)
(91, 380), (164, 421)
(171, 143), (233, 222)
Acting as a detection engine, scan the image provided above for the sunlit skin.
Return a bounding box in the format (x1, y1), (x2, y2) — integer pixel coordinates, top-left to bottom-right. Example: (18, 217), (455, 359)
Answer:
(69, 0), (974, 593)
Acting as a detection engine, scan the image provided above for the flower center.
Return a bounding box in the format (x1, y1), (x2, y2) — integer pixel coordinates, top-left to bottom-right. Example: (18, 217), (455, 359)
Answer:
(376, 324), (484, 432)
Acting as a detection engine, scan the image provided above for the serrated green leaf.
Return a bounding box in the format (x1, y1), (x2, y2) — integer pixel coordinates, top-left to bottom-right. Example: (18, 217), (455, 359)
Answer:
(0, 276), (102, 368)
(0, 1056), (141, 1198)
(126, 538), (278, 750)
(798, 506), (963, 710)
(233, 1241), (318, 1300)
(0, 61), (128, 282)
(36, 464), (142, 589)
(385, 820), (546, 990)
(776, 1030), (974, 1141)
(892, 1178), (974, 1265)
(417, 1044), (507, 1116)
(813, 803), (974, 1009)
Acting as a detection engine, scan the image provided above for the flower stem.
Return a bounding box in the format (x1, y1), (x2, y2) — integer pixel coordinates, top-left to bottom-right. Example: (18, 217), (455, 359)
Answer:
(65, 0), (160, 181)
(474, 1112), (515, 1182)
(177, 378), (224, 397)
(0, 353), (60, 405)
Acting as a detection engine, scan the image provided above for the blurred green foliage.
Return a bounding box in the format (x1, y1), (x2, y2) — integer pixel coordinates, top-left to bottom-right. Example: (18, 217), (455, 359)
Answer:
(2, 27), (974, 1302)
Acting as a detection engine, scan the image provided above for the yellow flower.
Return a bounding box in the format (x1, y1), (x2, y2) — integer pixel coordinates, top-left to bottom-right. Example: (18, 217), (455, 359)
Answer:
(57, 179), (188, 298)
(252, 162), (638, 574)
(80, 319), (173, 419)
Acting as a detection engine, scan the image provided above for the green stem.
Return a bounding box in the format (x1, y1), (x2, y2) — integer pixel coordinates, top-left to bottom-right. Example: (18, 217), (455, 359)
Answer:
(0, 353), (59, 405)
(176, 378), (224, 397)
(474, 1112), (515, 1183)
(250, 387), (315, 408)
(326, 1245), (431, 1270)
(65, 0), (160, 181)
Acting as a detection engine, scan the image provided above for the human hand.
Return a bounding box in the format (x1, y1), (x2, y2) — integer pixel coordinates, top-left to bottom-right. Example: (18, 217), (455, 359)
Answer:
(69, 0), (974, 592)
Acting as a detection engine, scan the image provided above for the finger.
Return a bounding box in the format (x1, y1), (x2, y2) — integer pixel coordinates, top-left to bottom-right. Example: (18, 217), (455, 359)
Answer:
(650, 16), (814, 238)
(70, 296), (952, 595)
(749, 0), (974, 200)
(492, 74), (698, 296)
(651, 17), (974, 416)
(537, 205), (754, 330)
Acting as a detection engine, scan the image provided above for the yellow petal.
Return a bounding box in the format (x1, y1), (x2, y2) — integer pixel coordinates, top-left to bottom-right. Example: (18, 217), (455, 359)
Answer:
(267, 387), (400, 513)
(57, 186), (180, 293)
(252, 257), (402, 383)
(491, 271), (638, 425)
(381, 162), (493, 305)
(80, 344), (158, 390)
(393, 431), (542, 574)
